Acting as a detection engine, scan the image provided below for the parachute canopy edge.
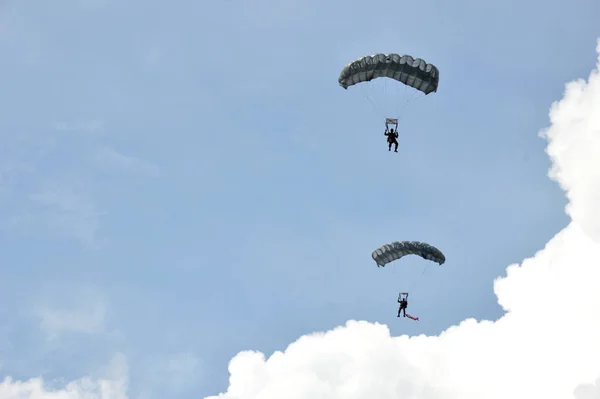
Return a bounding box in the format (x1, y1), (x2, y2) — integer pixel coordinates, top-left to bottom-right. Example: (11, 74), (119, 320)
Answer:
(371, 241), (446, 267)
(338, 53), (439, 95)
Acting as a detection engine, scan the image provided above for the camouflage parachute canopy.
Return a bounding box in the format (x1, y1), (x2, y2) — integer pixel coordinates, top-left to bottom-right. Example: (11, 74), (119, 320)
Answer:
(338, 53), (439, 94)
(372, 241), (446, 267)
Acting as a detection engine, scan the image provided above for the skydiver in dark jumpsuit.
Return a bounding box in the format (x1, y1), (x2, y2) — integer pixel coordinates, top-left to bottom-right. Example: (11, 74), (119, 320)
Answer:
(397, 293), (408, 317)
(385, 127), (399, 152)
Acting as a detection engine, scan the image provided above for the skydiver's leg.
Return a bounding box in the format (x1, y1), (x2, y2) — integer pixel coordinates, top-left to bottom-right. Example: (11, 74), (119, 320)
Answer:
(394, 140), (398, 152)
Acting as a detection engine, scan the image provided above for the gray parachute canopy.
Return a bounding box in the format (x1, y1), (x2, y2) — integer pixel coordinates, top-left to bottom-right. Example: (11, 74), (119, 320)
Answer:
(372, 241), (445, 267)
(338, 53), (439, 94)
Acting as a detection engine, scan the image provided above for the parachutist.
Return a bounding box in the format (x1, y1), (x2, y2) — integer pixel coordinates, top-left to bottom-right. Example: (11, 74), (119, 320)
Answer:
(385, 127), (399, 152)
(371, 241), (443, 322)
(338, 54), (438, 145)
(397, 292), (419, 321)
(397, 292), (408, 317)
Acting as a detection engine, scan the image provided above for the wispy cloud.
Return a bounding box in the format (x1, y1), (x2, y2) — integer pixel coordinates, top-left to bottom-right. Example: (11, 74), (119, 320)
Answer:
(137, 352), (202, 398)
(36, 302), (107, 340)
(22, 181), (105, 248)
(0, 161), (35, 201)
(1, 118), (161, 248)
(34, 290), (109, 340)
(164, 352), (202, 391)
(92, 147), (161, 178)
(51, 119), (105, 135)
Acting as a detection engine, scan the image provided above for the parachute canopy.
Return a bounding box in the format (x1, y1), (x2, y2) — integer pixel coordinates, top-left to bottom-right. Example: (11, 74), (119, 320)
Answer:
(372, 241), (445, 267)
(338, 53), (439, 94)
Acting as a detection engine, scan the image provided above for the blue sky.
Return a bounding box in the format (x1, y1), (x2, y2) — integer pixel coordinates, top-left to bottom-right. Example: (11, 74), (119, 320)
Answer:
(0, 0), (598, 397)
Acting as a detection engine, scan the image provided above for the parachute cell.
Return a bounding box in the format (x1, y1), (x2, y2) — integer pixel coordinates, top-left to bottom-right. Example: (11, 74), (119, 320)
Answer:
(338, 53), (439, 95)
(372, 241), (445, 267)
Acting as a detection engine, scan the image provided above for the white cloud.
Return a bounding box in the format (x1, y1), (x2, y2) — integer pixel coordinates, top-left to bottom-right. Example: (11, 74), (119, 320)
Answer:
(541, 41), (600, 241)
(205, 40), (600, 399)
(575, 375), (600, 399)
(0, 353), (128, 399)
